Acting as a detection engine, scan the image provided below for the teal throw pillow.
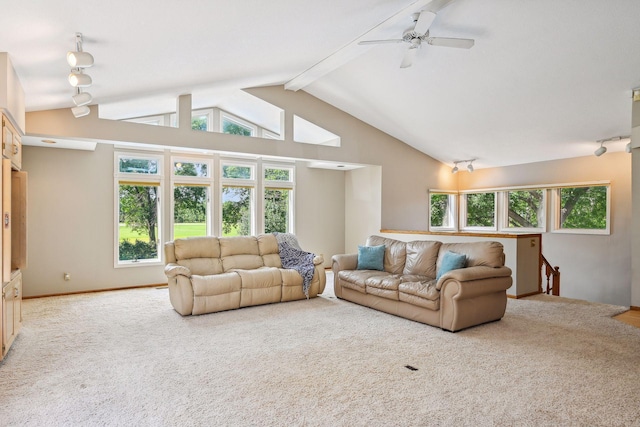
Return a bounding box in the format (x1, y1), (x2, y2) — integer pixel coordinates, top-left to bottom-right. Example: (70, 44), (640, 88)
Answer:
(357, 245), (385, 271)
(436, 251), (467, 281)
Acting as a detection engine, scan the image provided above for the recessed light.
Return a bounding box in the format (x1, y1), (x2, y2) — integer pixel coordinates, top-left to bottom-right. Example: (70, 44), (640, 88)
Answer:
(41, 139), (57, 144)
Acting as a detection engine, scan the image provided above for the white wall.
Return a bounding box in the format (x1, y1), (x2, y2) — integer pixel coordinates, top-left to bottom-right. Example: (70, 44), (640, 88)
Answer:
(345, 166), (382, 253)
(458, 152), (632, 306)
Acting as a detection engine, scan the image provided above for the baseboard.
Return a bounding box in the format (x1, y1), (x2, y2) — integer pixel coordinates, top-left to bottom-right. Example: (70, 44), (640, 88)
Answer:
(631, 305), (640, 311)
(507, 291), (542, 299)
(23, 283), (167, 300)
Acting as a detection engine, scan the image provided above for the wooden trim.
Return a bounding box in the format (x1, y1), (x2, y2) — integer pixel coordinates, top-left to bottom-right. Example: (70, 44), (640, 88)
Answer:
(380, 229), (542, 239)
(23, 283), (167, 300)
(507, 291), (542, 299)
(630, 306), (640, 311)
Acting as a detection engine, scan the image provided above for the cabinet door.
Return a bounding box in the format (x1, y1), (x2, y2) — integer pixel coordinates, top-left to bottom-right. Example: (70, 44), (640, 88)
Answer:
(2, 159), (10, 283)
(2, 282), (14, 358)
(11, 133), (21, 170)
(2, 118), (14, 160)
(12, 272), (21, 336)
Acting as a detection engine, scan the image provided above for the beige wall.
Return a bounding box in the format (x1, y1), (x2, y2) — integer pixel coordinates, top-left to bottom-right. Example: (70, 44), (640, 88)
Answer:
(458, 152), (632, 306)
(345, 166), (382, 253)
(631, 98), (640, 308)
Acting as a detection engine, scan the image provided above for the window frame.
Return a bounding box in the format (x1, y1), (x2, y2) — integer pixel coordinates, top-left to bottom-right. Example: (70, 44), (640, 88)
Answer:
(114, 152), (164, 267)
(220, 112), (257, 137)
(499, 189), (547, 233)
(170, 156), (214, 240)
(262, 163), (295, 234)
(460, 191), (498, 232)
(551, 185), (611, 235)
(220, 159), (257, 236)
(428, 190), (458, 232)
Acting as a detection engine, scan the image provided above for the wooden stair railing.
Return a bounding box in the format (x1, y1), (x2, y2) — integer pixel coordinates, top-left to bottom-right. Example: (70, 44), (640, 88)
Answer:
(540, 254), (560, 296)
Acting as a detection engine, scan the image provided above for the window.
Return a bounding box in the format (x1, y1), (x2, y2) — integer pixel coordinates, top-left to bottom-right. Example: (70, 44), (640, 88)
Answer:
(221, 113), (256, 136)
(554, 186), (610, 234)
(221, 162), (255, 236)
(429, 191), (457, 231)
(192, 109), (212, 131)
(461, 192), (496, 230)
(502, 189), (545, 232)
(171, 158), (213, 240)
(264, 165), (294, 233)
(115, 153), (163, 265)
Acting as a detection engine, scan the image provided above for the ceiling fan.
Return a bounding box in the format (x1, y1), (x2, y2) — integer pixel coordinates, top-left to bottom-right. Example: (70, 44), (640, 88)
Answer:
(358, 0), (474, 68)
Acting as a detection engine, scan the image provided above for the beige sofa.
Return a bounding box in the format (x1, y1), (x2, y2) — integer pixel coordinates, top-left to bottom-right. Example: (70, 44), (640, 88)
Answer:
(164, 234), (326, 315)
(332, 235), (513, 332)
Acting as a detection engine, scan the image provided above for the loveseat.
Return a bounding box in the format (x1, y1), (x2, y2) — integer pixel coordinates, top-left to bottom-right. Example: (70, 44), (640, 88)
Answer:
(164, 234), (326, 316)
(332, 235), (512, 332)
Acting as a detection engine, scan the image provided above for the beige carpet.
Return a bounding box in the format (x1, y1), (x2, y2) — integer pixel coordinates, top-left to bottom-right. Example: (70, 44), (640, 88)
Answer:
(1, 278), (639, 426)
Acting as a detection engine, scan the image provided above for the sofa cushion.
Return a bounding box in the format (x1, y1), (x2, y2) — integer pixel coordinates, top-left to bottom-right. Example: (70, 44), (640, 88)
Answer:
(403, 240), (441, 278)
(436, 251), (467, 281)
(178, 258), (224, 276)
(438, 242), (505, 269)
(237, 268), (282, 307)
(220, 236), (264, 271)
(365, 275), (402, 301)
(191, 272), (242, 315)
(357, 245), (385, 271)
(399, 280), (440, 310)
(258, 234), (282, 268)
(174, 236), (220, 259)
(338, 270), (391, 293)
(366, 236), (406, 274)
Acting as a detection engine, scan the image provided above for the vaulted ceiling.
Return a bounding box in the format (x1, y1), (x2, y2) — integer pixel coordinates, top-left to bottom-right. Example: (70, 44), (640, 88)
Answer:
(2, 0), (639, 168)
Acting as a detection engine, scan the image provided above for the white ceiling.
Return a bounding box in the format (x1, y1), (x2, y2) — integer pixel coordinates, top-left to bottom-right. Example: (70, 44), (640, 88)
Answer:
(1, 0), (639, 168)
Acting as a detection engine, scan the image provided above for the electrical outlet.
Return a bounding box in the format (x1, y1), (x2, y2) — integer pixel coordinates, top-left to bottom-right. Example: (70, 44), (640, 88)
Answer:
(64, 273), (71, 281)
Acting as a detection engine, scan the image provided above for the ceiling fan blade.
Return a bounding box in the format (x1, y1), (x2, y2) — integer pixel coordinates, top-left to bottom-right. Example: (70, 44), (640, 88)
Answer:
(400, 47), (418, 68)
(413, 10), (436, 34)
(425, 0), (457, 13)
(358, 39), (403, 45)
(427, 37), (474, 49)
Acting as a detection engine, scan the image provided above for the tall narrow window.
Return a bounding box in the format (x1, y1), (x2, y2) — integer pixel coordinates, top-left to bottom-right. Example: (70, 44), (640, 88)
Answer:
(115, 154), (163, 265)
(221, 162), (255, 236)
(171, 158), (212, 239)
(264, 165), (294, 233)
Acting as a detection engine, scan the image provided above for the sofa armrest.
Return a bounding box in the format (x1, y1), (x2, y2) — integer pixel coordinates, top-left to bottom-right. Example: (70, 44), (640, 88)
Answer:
(332, 254), (358, 273)
(164, 263), (192, 279)
(313, 255), (324, 266)
(436, 266), (511, 290)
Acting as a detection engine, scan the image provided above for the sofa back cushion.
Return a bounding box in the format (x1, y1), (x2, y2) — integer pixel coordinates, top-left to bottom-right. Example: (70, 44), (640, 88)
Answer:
(437, 242), (505, 270)
(220, 236), (265, 271)
(366, 235), (406, 275)
(258, 234), (282, 268)
(403, 240), (442, 278)
(174, 237), (223, 275)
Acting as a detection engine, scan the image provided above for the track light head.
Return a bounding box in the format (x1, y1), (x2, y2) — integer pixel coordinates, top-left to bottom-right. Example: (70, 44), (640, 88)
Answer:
(451, 163), (459, 174)
(626, 142), (632, 153)
(67, 51), (94, 68)
(68, 71), (92, 87)
(71, 105), (90, 118)
(594, 142), (607, 157)
(72, 91), (92, 107)
(467, 162), (474, 172)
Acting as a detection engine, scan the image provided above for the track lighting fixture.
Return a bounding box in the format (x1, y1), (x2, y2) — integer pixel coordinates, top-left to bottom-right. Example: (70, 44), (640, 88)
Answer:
(68, 71), (92, 87)
(594, 141), (607, 157)
(593, 135), (631, 157)
(72, 89), (92, 107)
(67, 32), (95, 118)
(451, 159), (476, 174)
(71, 105), (90, 118)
